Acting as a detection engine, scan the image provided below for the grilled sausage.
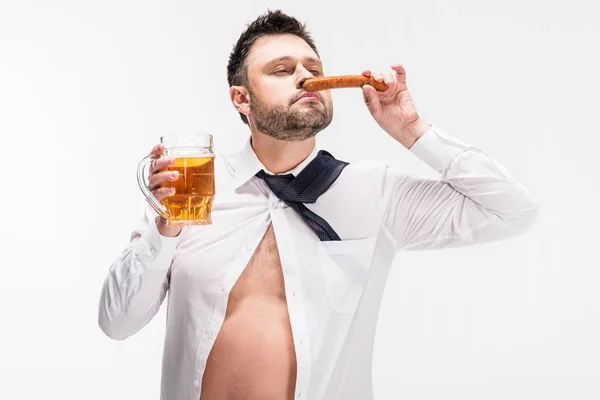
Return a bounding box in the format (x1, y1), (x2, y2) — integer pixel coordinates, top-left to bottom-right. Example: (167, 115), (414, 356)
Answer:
(302, 75), (389, 92)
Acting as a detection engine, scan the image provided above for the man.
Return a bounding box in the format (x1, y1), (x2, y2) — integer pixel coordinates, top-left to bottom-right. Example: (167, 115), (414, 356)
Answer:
(98, 9), (539, 400)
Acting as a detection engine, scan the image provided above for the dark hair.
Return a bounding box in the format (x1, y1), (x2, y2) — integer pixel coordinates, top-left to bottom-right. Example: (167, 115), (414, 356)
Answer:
(227, 9), (320, 125)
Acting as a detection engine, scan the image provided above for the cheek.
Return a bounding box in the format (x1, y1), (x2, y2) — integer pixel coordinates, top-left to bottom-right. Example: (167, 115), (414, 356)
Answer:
(323, 92), (333, 107)
(258, 84), (291, 105)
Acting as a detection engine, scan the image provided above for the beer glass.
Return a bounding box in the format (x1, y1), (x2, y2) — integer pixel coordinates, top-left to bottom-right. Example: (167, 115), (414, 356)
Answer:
(137, 133), (215, 226)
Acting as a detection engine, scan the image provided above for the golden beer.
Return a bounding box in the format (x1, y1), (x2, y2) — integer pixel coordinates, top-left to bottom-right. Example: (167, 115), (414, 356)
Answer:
(137, 133), (215, 227)
(160, 157), (215, 226)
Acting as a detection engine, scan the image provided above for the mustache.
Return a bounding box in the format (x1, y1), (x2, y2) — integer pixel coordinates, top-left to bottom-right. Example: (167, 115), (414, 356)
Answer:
(290, 91), (324, 104)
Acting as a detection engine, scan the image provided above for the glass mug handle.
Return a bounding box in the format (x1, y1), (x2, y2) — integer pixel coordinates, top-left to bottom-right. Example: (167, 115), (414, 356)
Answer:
(136, 154), (170, 220)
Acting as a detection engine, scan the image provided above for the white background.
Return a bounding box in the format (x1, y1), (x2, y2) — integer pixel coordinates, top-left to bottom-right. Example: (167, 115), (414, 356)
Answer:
(1, 0), (599, 399)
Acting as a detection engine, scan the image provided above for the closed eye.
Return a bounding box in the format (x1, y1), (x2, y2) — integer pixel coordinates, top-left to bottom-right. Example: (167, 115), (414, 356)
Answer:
(273, 68), (321, 75)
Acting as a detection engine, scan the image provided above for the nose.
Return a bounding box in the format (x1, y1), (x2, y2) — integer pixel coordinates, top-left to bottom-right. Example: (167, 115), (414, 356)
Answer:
(295, 65), (314, 90)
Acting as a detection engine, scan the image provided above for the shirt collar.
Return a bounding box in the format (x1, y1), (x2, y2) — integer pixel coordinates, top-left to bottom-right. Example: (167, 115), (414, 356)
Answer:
(233, 136), (319, 190)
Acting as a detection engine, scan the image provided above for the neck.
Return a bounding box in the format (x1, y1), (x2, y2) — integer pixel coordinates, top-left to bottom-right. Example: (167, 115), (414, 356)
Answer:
(250, 130), (315, 174)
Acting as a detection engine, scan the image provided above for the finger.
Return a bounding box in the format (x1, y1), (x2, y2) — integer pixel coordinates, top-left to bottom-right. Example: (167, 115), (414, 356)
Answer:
(150, 155), (175, 175)
(361, 69), (372, 77)
(373, 72), (385, 83)
(152, 187), (176, 202)
(383, 70), (395, 86)
(149, 143), (164, 156)
(148, 143), (167, 174)
(362, 84), (382, 115)
(391, 64), (406, 84)
(149, 170), (179, 191)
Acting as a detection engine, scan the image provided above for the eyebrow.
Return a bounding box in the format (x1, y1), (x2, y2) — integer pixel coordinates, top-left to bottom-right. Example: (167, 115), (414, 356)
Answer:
(266, 56), (322, 67)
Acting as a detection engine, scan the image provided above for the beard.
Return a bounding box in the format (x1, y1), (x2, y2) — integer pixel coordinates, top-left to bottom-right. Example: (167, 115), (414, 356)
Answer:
(249, 87), (333, 141)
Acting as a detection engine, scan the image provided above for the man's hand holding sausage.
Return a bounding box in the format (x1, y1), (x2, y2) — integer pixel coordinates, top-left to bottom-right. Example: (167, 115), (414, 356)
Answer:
(361, 64), (432, 149)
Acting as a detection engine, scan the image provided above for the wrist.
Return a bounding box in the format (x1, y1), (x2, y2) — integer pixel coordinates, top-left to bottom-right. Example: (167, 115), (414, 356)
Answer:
(392, 119), (431, 149)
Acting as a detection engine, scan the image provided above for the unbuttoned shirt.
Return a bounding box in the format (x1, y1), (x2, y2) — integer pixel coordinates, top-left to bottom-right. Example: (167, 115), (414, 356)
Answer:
(98, 125), (539, 400)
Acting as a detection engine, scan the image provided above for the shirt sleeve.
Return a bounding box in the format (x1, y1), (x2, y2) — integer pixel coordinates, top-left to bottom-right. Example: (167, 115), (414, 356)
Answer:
(97, 205), (187, 340)
(381, 125), (540, 251)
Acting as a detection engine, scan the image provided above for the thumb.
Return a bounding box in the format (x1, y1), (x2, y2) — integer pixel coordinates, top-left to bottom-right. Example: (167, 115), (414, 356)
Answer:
(362, 85), (382, 115)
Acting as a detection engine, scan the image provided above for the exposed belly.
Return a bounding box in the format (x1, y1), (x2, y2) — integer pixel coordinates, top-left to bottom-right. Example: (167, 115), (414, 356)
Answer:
(199, 224), (297, 400)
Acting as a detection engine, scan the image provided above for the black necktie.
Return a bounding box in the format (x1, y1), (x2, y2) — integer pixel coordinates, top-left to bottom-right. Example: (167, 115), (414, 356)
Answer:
(255, 150), (349, 241)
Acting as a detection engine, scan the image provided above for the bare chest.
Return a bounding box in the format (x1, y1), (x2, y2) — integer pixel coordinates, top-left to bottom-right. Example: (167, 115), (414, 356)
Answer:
(227, 223), (287, 304)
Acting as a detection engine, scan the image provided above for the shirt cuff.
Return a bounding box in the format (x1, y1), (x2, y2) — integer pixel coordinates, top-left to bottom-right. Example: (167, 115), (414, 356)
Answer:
(409, 125), (474, 174)
(133, 217), (185, 270)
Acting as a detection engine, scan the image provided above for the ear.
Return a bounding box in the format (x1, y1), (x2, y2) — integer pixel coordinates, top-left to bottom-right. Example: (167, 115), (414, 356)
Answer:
(230, 86), (250, 118)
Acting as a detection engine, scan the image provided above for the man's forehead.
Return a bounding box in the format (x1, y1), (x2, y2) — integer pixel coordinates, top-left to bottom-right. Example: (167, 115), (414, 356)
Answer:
(248, 35), (321, 67)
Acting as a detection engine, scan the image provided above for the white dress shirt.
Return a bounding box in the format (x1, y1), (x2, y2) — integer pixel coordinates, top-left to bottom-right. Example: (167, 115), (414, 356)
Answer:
(98, 125), (539, 400)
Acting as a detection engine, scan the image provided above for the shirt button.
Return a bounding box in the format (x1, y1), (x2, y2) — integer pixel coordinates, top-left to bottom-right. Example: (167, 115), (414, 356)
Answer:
(149, 246), (156, 256)
(244, 243), (254, 251)
(221, 286), (227, 292)
(193, 380), (200, 387)
(205, 330), (213, 338)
